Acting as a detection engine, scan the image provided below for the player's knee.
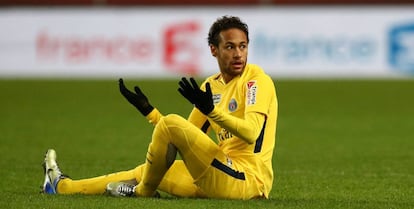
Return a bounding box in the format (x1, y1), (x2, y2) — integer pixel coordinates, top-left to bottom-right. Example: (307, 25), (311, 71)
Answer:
(155, 114), (189, 139)
(154, 114), (186, 144)
(161, 114), (185, 125)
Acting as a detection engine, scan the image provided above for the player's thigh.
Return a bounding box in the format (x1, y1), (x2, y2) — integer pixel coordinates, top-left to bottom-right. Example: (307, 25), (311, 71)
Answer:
(160, 114), (220, 178)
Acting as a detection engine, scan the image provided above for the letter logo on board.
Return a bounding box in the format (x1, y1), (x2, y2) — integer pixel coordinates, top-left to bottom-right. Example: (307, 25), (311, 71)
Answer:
(163, 21), (201, 75)
(389, 23), (414, 74)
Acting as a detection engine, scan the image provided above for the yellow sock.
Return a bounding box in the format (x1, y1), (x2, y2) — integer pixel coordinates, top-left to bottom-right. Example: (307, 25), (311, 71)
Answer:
(57, 169), (136, 194)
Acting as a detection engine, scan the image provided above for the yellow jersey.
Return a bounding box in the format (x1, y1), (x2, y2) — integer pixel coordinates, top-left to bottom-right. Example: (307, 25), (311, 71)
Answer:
(189, 63), (278, 197)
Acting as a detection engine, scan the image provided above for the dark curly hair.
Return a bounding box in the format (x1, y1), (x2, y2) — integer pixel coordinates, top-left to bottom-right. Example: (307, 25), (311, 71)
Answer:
(208, 16), (249, 47)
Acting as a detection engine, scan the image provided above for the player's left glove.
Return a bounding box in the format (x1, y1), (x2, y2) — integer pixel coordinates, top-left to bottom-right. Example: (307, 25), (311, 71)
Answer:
(119, 78), (154, 116)
(178, 77), (214, 115)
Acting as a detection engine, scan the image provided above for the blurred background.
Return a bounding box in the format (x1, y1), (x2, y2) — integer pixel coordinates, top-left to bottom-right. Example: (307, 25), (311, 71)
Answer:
(1, 0), (414, 79)
(1, 2), (414, 208)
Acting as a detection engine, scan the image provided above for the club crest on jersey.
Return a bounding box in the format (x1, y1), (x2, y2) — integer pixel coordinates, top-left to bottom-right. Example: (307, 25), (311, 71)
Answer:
(247, 80), (257, 105)
(212, 94), (221, 104)
(228, 98), (238, 112)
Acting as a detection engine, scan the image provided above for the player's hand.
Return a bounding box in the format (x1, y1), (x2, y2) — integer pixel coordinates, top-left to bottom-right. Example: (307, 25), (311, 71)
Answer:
(178, 77), (214, 115)
(119, 78), (154, 116)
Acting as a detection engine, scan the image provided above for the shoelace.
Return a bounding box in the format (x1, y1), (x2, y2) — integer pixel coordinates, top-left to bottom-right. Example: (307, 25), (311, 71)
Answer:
(52, 166), (62, 175)
(52, 164), (70, 179)
(117, 184), (134, 196)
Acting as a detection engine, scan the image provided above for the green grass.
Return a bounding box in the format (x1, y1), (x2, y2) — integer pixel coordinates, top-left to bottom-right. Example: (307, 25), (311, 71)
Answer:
(0, 79), (413, 209)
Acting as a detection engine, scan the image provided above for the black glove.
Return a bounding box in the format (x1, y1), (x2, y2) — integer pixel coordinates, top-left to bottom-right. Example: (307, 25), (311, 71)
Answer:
(178, 77), (214, 115)
(119, 78), (154, 116)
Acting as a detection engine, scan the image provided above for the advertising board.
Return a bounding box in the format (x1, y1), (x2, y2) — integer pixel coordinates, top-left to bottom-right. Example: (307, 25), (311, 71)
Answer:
(0, 7), (413, 78)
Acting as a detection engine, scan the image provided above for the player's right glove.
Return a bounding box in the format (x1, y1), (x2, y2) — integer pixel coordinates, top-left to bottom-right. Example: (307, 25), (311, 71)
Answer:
(119, 78), (154, 116)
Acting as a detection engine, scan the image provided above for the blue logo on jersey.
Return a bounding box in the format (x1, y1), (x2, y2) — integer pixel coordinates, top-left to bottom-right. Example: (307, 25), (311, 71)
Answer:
(228, 98), (238, 112)
(388, 22), (414, 74)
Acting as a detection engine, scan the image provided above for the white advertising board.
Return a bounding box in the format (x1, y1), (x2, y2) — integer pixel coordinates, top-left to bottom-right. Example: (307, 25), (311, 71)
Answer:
(0, 7), (414, 78)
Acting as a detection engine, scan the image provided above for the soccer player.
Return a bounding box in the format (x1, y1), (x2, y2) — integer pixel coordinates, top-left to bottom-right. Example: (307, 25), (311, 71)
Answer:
(41, 15), (278, 199)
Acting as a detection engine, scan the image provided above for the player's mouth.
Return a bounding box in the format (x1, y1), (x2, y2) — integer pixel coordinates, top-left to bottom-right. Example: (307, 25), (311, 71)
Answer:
(231, 61), (244, 70)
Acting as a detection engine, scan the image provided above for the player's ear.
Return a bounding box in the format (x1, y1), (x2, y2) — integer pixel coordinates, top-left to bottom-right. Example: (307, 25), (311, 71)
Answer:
(210, 44), (217, 57)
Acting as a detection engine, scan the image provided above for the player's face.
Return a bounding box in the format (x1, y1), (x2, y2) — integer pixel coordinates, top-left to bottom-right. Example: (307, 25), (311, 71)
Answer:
(210, 28), (248, 83)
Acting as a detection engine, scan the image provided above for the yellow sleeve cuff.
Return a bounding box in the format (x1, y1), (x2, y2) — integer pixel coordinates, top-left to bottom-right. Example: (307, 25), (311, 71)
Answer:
(145, 108), (163, 125)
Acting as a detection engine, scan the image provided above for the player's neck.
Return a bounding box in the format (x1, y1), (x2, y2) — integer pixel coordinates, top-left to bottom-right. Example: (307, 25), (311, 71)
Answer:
(221, 73), (242, 84)
(219, 74), (231, 84)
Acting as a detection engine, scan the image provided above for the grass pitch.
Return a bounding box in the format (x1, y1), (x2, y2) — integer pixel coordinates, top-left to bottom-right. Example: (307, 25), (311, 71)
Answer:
(0, 79), (413, 209)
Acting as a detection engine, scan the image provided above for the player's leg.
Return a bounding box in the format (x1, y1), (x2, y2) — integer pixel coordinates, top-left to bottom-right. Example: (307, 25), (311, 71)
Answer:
(57, 170), (137, 194)
(135, 114), (219, 197)
(140, 114), (263, 199)
(48, 158), (199, 196)
(41, 149), (139, 195)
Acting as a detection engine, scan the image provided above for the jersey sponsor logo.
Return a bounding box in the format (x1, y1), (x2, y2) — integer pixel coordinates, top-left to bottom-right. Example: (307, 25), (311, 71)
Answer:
(218, 128), (233, 141)
(247, 80), (257, 105)
(247, 81), (256, 89)
(228, 98), (238, 112)
(212, 94), (221, 104)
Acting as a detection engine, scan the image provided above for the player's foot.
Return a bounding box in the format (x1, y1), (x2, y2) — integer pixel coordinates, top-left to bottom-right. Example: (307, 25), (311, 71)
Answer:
(106, 182), (136, 197)
(41, 149), (67, 194)
(106, 182), (161, 198)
